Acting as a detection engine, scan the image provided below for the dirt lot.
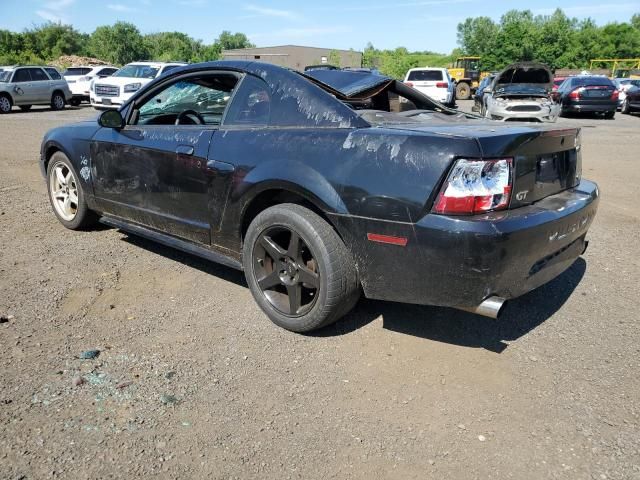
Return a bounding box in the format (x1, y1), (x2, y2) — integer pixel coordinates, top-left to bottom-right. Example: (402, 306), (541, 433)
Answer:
(1, 102), (639, 480)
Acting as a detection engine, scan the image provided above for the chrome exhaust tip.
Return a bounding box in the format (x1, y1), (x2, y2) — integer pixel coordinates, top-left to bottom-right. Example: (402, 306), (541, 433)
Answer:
(457, 296), (507, 319)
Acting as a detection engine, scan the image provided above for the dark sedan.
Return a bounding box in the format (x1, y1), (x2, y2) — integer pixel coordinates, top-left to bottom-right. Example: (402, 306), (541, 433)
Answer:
(40, 62), (599, 332)
(621, 86), (640, 114)
(554, 76), (618, 118)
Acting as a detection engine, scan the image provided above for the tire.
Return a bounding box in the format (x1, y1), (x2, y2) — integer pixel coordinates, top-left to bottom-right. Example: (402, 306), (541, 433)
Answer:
(243, 203), (360, 333)
(69, 98), (81, 107)
(604, 111), (615, 120)
(19, 105), (32, 112)
(621, 99), (630, 114)
(51, 92), (66, 111)
(0, 94), (12, 114)
(455, 82), (471, 100)
(46, 151), (97, 230)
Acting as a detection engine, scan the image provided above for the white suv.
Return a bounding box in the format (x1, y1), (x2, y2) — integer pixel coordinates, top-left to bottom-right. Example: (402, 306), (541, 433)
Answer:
(90, 61), (186, 109)
(63, 65), (118, 105)
(403, 67), (455, 106)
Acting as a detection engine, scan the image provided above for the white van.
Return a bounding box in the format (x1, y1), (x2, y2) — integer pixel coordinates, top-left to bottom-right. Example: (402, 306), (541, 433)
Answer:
(403, 67), (455, 106)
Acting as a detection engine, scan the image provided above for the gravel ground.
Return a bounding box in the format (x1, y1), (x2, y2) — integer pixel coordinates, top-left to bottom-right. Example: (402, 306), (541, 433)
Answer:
(1, 102), (639, 480)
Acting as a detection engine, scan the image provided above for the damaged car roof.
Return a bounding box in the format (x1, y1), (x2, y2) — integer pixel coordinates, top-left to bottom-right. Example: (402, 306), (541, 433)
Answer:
(303, 69), (393, 98)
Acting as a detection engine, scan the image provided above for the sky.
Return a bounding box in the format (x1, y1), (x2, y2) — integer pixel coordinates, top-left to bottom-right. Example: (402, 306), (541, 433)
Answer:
(1, 0), (639, 53)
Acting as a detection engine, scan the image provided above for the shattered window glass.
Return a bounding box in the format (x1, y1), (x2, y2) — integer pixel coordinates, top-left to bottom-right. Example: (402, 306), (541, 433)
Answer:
(224, 74), (271, 126)
(135, 74), (238, 126)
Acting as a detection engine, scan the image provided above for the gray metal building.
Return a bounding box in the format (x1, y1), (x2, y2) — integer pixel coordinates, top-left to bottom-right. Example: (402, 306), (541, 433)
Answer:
(221, 45), (362, 71)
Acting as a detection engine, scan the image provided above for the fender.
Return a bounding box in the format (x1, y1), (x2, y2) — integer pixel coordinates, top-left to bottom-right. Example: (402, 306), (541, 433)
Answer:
(40, 121), (101, 208)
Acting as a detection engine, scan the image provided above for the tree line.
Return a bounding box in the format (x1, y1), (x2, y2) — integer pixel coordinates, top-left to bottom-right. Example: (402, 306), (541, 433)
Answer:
(457, 9), (640, 71)
(0, 21), (253, 66)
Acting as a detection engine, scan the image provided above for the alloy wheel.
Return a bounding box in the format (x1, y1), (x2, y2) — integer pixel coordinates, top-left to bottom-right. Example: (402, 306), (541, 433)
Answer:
(49, 162), (78, 221)
(0, 96), (11, 113)
(252, 226), (320, 316)
(53, 94), (65, 110)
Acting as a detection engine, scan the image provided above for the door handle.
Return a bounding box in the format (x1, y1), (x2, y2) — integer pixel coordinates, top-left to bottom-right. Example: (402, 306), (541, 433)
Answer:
(176, 145), (194, 156)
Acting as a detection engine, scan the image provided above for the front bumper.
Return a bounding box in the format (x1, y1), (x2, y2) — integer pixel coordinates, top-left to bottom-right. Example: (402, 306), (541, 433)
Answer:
(487, 101), (560, 122)
(90, 91), (134, 109)
(329, 180), (599, 308)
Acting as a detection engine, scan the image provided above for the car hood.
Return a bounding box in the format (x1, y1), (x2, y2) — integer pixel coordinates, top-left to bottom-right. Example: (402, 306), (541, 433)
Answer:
(92, 76), (155, 87)
(493, 62), (554, 93)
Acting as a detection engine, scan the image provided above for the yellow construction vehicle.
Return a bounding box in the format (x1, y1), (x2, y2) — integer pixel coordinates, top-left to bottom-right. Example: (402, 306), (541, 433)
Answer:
(589, 59), (640, 79)
(447, 56), (489, 100)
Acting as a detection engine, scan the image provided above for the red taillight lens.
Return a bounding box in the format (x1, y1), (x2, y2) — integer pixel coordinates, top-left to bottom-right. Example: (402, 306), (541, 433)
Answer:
(436, 82), (448, 88)
(432, 158), (513, 215)
(404, 81), (414, 88)
(611, 90), (619, 101)
(569, 88), (582, 100)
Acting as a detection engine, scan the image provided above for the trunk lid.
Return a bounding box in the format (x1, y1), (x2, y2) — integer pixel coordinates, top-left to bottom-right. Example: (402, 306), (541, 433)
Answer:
(380, 120), (581, 208)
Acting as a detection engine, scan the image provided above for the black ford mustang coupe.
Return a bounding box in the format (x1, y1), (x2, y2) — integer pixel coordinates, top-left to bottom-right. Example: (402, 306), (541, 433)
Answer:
(41, 61), (599, 332)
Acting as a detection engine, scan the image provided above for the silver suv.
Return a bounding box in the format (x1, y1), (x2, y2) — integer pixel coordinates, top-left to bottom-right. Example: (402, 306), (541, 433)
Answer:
(0, 66), (72, 113)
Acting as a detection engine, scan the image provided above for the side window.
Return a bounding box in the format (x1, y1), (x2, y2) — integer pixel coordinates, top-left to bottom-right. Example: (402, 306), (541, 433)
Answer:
(223, 74), (271, 126)
(30, 68), (49, 81)
(13, 69), (31, 83)
(134, 73), (239, 126)
(45, 68), (61, 80)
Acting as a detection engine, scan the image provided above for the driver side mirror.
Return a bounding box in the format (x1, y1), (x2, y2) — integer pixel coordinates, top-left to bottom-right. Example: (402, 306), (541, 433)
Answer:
(99, 110), (124, 129)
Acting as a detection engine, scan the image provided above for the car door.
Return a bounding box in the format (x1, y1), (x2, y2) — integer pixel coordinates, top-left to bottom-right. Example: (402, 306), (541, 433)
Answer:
(27, 68), (52, 102)
(11, 68), (34, 103)
(91, 70), (241, 245)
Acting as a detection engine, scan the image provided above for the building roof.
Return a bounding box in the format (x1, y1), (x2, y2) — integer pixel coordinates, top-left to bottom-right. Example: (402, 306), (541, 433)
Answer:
(223, 45), (361, 54)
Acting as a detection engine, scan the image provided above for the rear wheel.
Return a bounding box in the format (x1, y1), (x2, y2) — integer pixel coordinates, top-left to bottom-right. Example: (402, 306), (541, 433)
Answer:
(621, 99), (630, 114)
(51, 92), (66, 111)
(0, 94), (12, 114)
(243, 203), (360, 332)
(46, 152), (97, 230)
(455, 82), (471, 100)
(69, 98), (81, 107)
(19, 105), (32, 112)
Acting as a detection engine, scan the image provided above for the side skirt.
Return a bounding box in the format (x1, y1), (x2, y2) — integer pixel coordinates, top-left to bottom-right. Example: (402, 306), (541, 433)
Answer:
(99, 215), (243, 271)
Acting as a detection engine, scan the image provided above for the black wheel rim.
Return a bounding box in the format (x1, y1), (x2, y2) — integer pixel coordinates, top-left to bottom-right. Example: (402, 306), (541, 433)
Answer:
(252, 226), (320, 317)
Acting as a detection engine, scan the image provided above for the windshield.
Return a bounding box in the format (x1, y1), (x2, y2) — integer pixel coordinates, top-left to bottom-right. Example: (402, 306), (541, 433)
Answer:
(0, 71), (11, 82)
(114, 65), (159, 79)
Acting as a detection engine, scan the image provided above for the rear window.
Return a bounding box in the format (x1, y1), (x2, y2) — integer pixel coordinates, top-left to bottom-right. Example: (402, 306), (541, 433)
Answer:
(407, 70), (443, 81)
(64, 67), (92, 76)
(45, 68), (61, 80)
(572, 77), (614, 87)
(0, 71), (11, 82)
(553, 79), (565, 86)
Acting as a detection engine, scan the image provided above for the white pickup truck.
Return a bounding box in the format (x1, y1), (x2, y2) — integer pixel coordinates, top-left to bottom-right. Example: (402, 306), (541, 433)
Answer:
(90, 61), (186, 110)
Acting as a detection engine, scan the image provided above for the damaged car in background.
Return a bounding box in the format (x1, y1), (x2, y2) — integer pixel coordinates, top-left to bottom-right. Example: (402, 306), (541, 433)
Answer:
(40, 62), (598, 333)
(484, 62), (560, 122)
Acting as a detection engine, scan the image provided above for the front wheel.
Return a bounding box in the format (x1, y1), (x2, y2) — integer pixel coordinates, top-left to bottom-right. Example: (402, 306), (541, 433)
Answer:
(47, 152), (97, 230)
(51, 92), (66, 111)
(455, 82), (471, 100)
(69, 98), (81, 107)
(0, 94), (12, 114)
(243, 204), (360, 332)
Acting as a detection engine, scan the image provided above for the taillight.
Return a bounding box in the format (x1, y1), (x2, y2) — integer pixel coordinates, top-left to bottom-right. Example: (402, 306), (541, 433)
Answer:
(611, 90), (619, 101)
(436, 82), (448, 88)
(432, 158), (513, 215)
(404, 82), (414, 88)
(569, 88), (582, 100)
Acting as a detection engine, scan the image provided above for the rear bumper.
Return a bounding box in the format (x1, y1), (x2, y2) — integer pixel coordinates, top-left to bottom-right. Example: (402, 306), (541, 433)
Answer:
(329, 180), (599, 308)
(564, 101), (616, 113)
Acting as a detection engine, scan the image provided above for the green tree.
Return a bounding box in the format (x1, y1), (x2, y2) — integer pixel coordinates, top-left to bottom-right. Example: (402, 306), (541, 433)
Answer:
(89, 22), (148, 65)
(328, 49), (341, 67)
(144, 32), (203, 62)
(216, 31), (254, 50)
